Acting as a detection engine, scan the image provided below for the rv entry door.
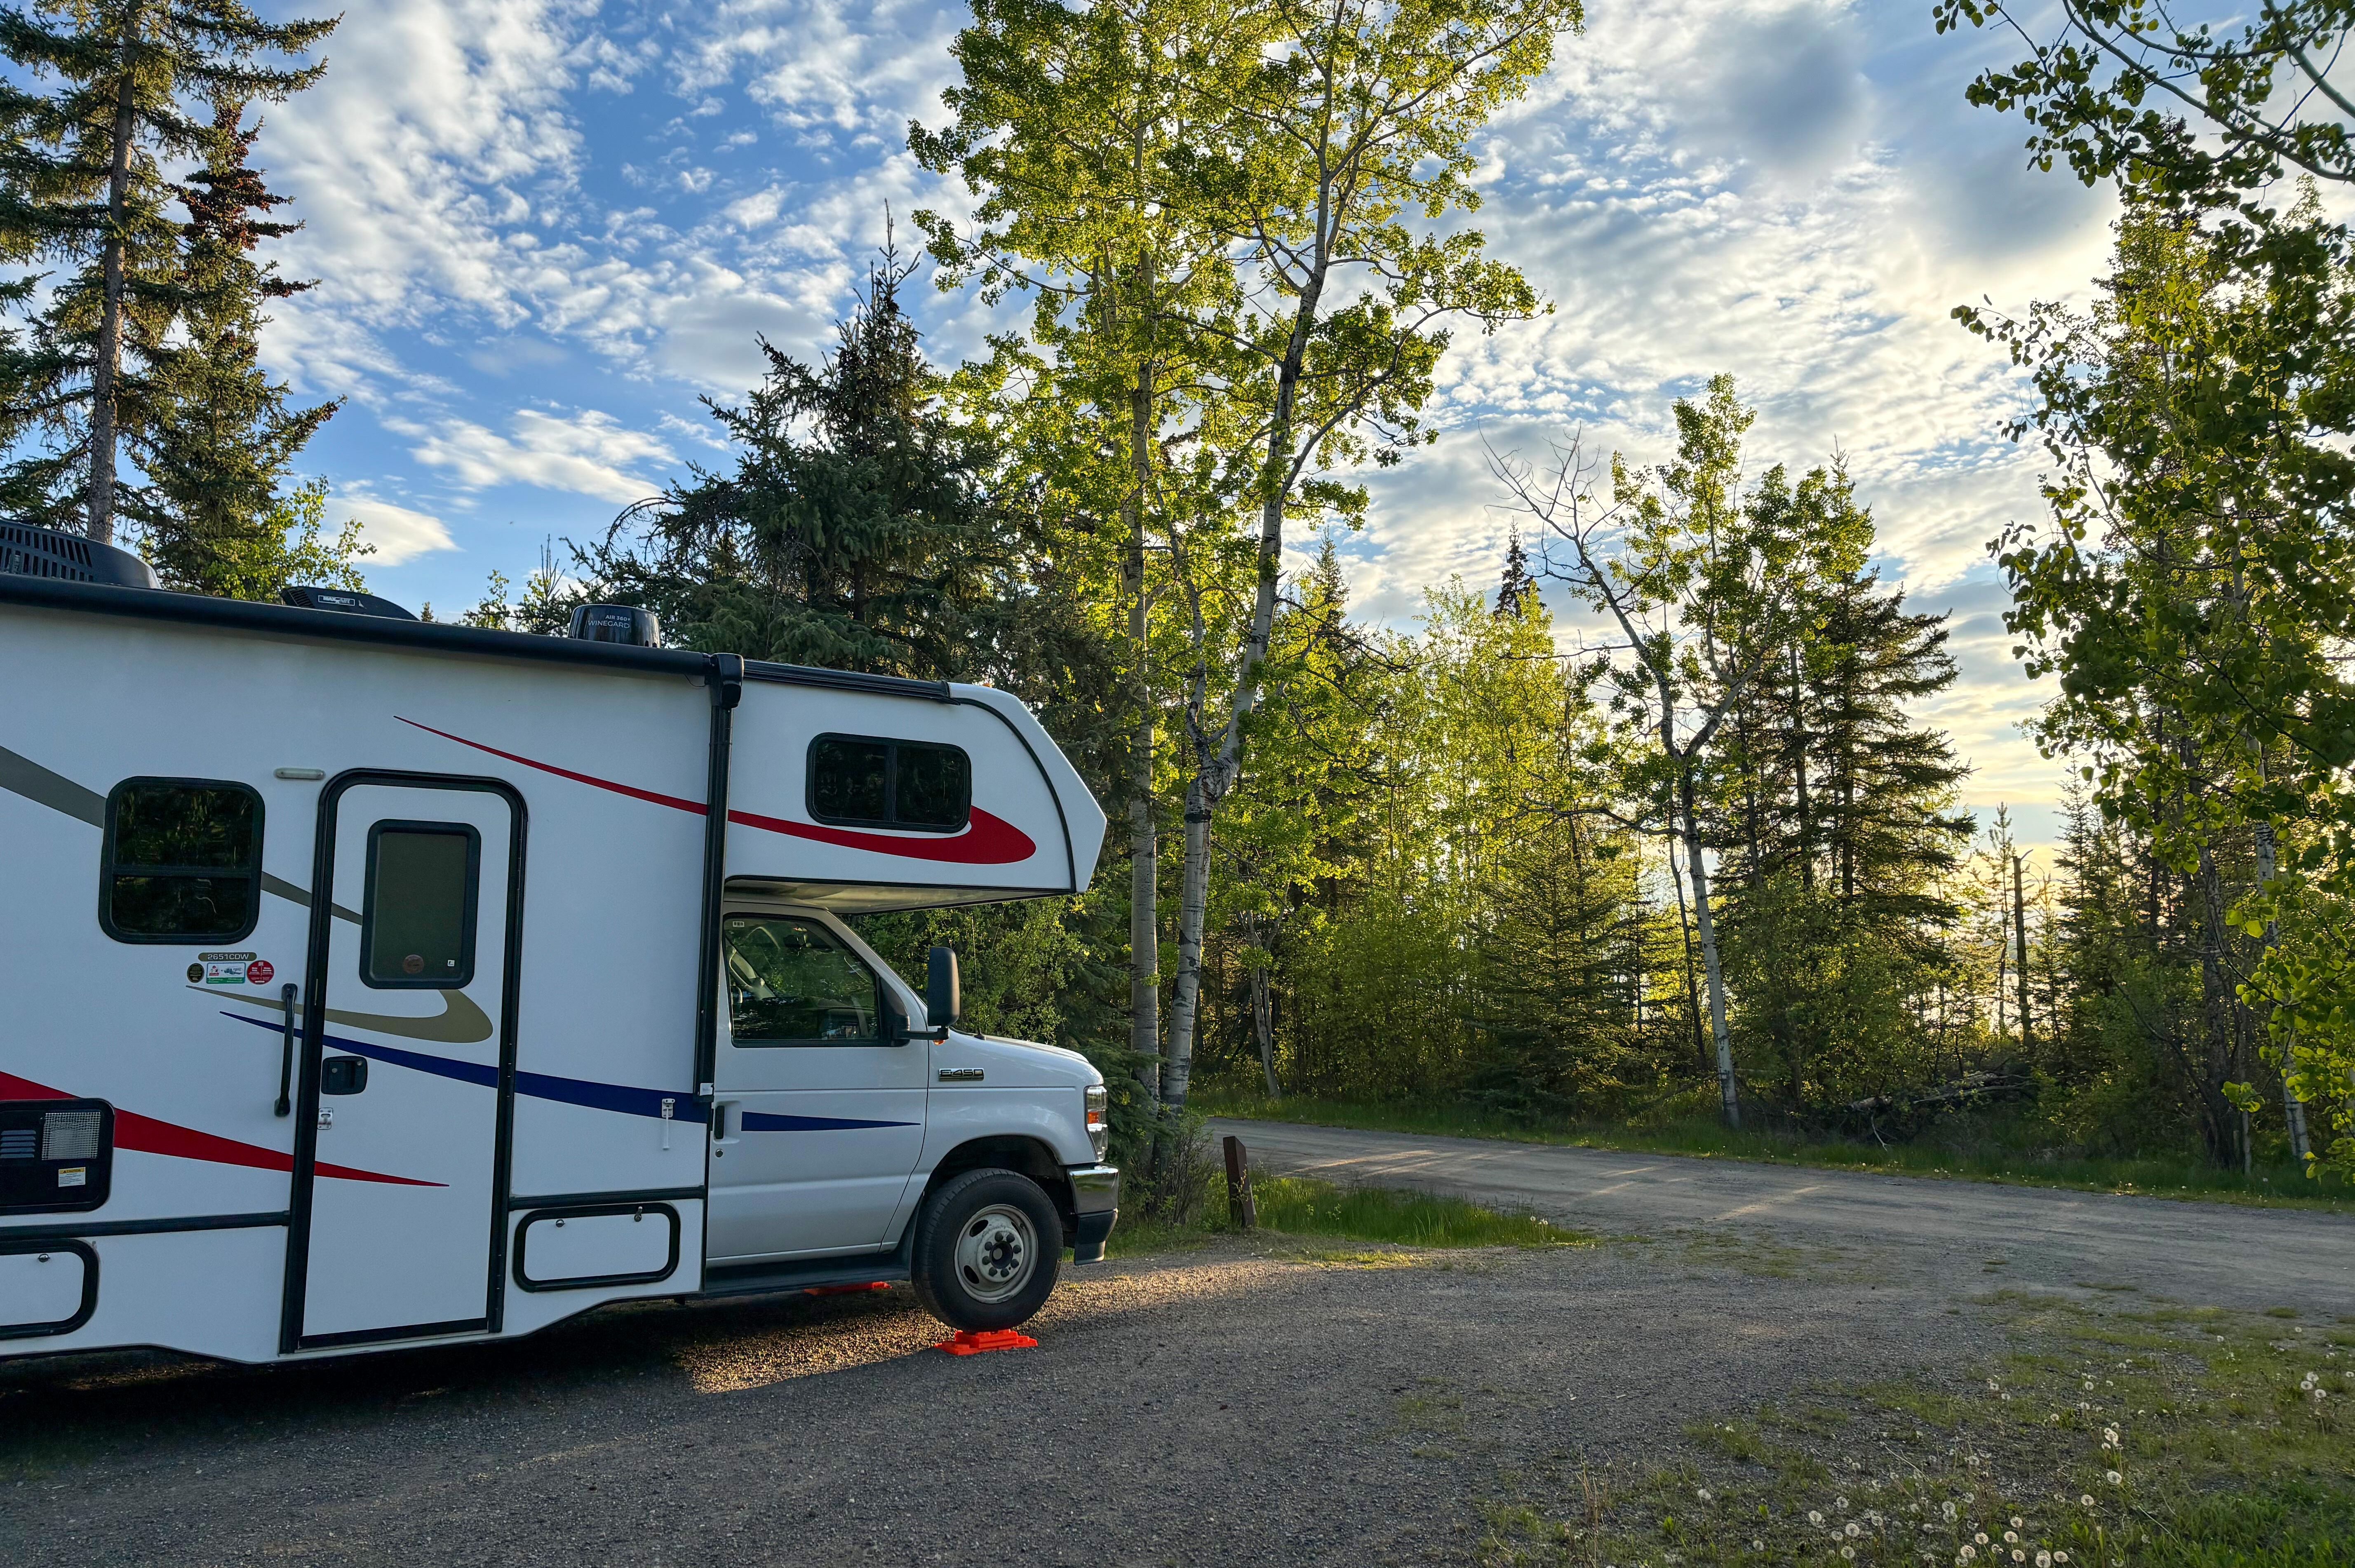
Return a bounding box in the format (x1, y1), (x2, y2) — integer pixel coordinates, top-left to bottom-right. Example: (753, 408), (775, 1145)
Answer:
(287, 777), (519, 1350)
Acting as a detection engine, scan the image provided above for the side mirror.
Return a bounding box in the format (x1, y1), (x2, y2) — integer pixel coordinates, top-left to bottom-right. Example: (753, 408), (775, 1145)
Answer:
(926, 945), (961, 1033)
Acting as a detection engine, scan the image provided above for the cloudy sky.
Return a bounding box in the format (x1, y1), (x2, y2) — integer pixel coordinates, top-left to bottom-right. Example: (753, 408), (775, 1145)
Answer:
(248, 0), (2116, 842)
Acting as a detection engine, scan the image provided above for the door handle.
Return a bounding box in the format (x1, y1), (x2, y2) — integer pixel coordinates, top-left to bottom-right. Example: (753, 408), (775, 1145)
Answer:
(274, 982), (298, 1117)
(710, 1099), (741, 1150)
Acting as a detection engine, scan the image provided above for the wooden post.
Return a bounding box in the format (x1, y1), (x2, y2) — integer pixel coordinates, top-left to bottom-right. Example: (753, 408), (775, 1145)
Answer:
(1222, 1134), (1256, 1230)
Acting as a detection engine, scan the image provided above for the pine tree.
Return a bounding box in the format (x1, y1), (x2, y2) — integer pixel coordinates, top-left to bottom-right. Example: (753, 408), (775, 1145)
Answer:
(591, 247), (1019, 680)
(0, 0), (332, 543)
(1495, 524), (1535, 617)
(131, 96), (344, 596)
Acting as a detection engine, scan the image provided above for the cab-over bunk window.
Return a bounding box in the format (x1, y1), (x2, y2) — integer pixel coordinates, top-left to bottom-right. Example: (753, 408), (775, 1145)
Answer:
(99, 779), (263, 942)
(807, 735), (970, 832)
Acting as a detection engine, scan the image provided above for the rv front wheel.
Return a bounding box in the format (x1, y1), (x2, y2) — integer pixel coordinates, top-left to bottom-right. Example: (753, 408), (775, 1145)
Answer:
(910, 1167), (1062, 1332)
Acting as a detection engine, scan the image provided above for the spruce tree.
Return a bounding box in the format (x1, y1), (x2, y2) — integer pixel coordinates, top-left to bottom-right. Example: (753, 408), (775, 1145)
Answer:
(592, 247), (1017, 680)
(0, 0), (333, 544)
(131, 95), (344, 596)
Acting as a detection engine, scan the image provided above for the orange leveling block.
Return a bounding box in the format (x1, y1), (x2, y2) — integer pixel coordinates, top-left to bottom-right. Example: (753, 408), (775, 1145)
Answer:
(935, 1329), (1038, 1355)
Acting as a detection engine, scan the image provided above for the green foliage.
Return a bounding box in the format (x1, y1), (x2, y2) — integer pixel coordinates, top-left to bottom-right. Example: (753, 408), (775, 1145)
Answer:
(1966, 194), (2355, 1176)
(1934, 0), (2355, 206)
(129, 97), (343, 596)
(588, 250), (1030, 682)
(0, 0), (334, 540)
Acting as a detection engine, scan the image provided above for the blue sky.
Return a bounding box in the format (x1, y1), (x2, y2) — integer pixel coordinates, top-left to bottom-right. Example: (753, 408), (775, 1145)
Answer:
(244, 0), (2118, 840)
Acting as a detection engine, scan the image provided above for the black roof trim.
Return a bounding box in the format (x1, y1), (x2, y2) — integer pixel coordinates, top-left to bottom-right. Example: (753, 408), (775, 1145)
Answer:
(0, 575), (952, 701)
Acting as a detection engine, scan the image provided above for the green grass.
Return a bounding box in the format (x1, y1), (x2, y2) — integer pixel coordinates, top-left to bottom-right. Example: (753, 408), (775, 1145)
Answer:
(1197, 1089), (2355, 1212)
(1252, 1175), (1593, 1249)
(1101, 1174), (1594, 1258)
(1478, 1296), (2355, 1568)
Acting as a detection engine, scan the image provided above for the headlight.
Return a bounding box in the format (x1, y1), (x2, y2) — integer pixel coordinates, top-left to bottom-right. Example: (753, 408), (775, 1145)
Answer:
(1084, 1084), (1109, 1161)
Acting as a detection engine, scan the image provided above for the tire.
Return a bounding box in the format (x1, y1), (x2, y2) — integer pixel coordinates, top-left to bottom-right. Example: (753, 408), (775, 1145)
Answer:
(909, 1167), (1064, 1332)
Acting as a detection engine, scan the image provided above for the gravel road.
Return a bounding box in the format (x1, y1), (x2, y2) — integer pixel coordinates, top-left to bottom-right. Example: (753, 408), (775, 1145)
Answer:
(4, 1129), (2343, 1566)
(1210, 1117), (2355, 1314)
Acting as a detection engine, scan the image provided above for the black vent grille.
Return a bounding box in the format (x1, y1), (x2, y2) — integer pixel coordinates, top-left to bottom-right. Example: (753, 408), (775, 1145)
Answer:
(0, 1129), (33, 1160)
(0, 521), (159, 588)
(0, 522), (95, 579)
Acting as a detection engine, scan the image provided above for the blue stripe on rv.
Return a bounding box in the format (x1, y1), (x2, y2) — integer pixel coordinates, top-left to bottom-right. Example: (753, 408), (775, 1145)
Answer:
(217, 1012), (903, 1129)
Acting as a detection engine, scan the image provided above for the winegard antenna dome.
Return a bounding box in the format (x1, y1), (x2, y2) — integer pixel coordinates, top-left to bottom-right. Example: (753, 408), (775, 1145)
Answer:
(0, 521), (160, 589)
(569, 602), (662, 647)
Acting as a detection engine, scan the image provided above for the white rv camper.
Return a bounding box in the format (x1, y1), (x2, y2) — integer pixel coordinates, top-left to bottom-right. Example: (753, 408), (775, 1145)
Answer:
(0, 524), (1118, 1363)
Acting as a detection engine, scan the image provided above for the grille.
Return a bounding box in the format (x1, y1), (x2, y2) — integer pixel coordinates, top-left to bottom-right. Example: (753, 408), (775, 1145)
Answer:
(40, 1110), (102, 1162)
(0, 520), (159, 587)
(0, 1128), (34, 1160)
(0, 522), (96, 580)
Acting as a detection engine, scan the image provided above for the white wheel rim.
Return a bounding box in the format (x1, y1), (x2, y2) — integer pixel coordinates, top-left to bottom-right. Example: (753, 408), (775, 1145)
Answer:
(954, 1203), (1038, 1304)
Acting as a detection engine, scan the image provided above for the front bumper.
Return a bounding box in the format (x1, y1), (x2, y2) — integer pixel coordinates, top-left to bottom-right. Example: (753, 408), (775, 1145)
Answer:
(1067, 1163), (1119, 1265)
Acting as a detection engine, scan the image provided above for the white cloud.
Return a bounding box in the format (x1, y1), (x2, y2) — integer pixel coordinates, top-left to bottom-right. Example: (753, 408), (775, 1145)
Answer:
(392, 406), (676, 503)
(340, 498), (459, 565)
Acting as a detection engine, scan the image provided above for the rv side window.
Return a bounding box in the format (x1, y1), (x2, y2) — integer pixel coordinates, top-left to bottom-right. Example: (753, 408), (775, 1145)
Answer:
(807, 735), (971, 833)
(361, 823), (480, 988)
(723, 916), (884, 1046)
(100, 779), (263, 943)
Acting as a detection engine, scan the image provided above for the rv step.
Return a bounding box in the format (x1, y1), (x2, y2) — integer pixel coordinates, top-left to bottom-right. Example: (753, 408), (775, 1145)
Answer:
(696, 1251), (910, 1300)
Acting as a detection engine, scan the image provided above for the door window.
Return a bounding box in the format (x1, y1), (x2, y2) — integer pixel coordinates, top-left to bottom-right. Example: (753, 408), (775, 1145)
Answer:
(99, 778), (263, 942)
(360, 822), (480, 988)
(723, 916), (885, 1045)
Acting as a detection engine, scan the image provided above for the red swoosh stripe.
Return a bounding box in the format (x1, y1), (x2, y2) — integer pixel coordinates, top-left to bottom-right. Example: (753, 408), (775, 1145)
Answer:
(0, 1072), (444, 1187)
(398, 716), (1039, 865)
(397, 717), (703, 812)
(724, 803), (1038, 864)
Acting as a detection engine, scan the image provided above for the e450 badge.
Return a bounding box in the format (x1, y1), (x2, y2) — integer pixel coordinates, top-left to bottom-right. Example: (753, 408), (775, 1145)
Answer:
(188, 952), (273, 987)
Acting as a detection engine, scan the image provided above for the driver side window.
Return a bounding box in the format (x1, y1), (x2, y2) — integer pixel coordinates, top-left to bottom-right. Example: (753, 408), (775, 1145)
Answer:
(723, 915), (886, 1047)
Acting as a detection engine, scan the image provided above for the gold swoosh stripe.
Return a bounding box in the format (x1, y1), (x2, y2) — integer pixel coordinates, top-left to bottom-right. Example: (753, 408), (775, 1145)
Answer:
(198, 986), (495, 1045)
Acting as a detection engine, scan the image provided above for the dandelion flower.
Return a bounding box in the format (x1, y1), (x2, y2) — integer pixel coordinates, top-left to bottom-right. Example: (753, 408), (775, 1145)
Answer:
(1697, 1490), (1712, 1502)
(2105, 1471), (2122, 1486)
(2037, 1553), (2051, 1568)
(1958, 1551), (1975, 1565)
(1811, 1511), (1826, 1527)
(2012, 1553), (2025, 1564)
(1843, 1551), (1856, 1562)
(2004, 1532), (2019, 1545)
(1838, 1498), (1851, 1511)
(1975, 1535), (1990, 1547)
(1848, 1523), (1862, 1538)
(2079, 1495), (2094, 1508)
(2054, 1554), (2068, 1563)
(2010, 1518), (2024, 1530)
(1753, 1543), (1764, 1553)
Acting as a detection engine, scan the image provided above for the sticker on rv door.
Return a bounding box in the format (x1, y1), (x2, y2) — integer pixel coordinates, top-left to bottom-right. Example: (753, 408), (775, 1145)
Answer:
(192, 951), (260, 986)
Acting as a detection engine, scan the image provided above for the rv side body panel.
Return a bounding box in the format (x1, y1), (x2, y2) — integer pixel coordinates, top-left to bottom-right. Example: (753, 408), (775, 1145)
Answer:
(0, 606), (713, 1359)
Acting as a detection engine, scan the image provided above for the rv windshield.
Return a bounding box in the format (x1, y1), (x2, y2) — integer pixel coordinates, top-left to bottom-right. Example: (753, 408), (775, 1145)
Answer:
(722, 915), (884, 1046)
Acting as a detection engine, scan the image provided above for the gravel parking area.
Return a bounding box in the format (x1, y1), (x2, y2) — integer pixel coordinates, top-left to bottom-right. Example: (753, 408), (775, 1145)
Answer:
(18, 1131), (2339, 1566)
(4, 1231), (1990, 1568)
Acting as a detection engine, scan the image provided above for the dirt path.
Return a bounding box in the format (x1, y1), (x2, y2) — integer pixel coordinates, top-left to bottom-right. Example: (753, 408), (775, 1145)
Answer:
(1210, 1117), (2355, 1313)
